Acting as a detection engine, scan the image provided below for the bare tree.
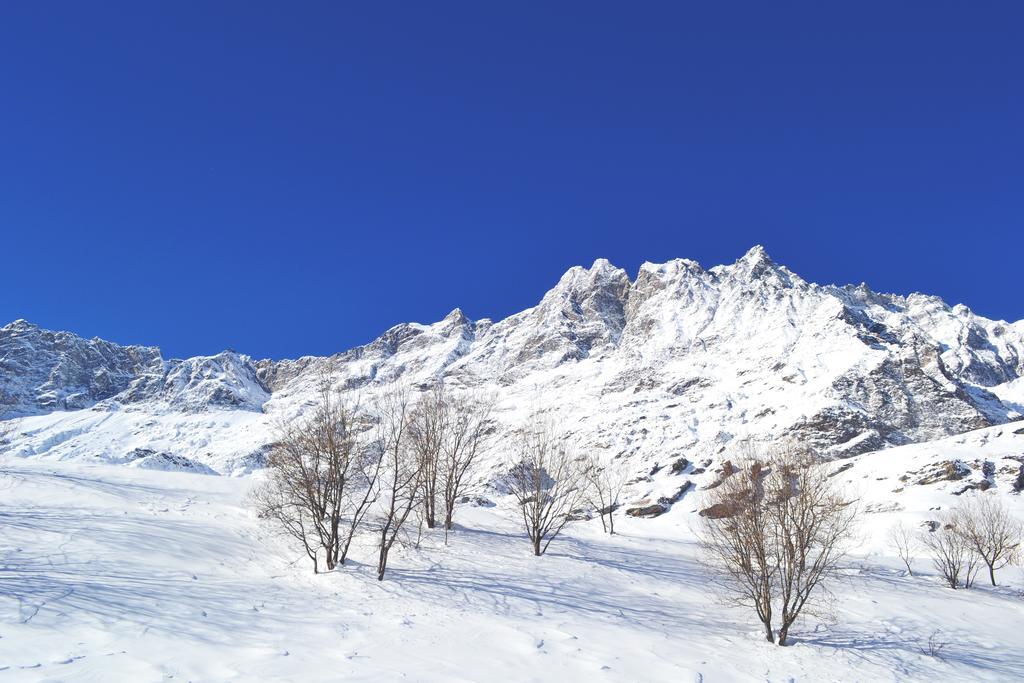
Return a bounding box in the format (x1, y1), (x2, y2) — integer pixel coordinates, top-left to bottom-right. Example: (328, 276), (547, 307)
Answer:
(697, 444), (857, 646)
(374, 387), (423, 581)
(251, 376), (365, 573)
(339, 433), (386, 567)
(583, 453), (629, 534)
(697, 456), (777, 643)
(408, 385), (494, 539)
(769, 450), (858, 646)
(950, 495), (1022, 586)
(889, 521), (919, 576)
(407, 385), (446, 529)
(920, 516), (981, 589)
(505, 418), (586, 556)
(438, 390), (494, 537)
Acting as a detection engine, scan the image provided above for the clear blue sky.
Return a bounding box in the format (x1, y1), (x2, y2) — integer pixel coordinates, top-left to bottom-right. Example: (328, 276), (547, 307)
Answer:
(2, 2), (1021, 359)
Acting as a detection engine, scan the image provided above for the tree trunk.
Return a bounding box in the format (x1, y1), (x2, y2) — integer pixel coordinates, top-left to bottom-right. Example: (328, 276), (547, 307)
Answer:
(989, 565), (997, 586)
(424, 497), (436, 529)
(325, 534), (336, 570)
(377, 547), (388, 581)
(328, 517), (340, 569)
(533, 537), (542, 556)
(760, 607), (774, 643)
(378, 529), (389, 581)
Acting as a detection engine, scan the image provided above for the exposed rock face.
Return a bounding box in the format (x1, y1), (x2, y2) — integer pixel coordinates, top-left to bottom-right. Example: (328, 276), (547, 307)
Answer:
(626, 503), (669, 518)
(0, 320), (268, 415)
(913, 460), (972, 485)
(3, 246), (1024, 476)
(698, 502), (737, 520)
(122, 448), (218, 475)
(121, 351), (269, 413)
(0, 320), (163, 413)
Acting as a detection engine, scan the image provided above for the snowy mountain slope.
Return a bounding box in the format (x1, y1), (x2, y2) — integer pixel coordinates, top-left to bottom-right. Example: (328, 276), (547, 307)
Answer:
(0, 426), (1021, 682)
(4, 409), (269, 475)
(2, 246), (1023, 478)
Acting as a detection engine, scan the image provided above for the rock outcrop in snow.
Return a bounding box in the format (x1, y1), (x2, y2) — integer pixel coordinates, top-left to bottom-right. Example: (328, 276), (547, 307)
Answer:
(3, 247), (1023, 476)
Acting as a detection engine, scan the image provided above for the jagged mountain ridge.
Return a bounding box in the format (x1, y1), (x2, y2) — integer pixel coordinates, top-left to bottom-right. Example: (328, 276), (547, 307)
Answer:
(2, 246), (1023, 475)
(0, 321), (267, 415)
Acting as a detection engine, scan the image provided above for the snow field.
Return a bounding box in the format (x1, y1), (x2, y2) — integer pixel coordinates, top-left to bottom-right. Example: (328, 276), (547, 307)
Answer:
(2, 426), (1023, 682)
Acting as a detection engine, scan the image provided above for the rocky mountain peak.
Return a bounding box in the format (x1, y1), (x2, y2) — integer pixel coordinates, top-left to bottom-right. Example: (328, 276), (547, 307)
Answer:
(739, 243), (772, 265)
(548, 258), (631, 298)
(2, 319), (38, 333)
(717, 244), (804, 289)
(443, 307), (469, 324)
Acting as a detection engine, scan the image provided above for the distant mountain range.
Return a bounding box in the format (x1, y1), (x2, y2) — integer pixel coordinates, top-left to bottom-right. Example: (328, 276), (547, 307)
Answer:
(3, 246), (1022, 479)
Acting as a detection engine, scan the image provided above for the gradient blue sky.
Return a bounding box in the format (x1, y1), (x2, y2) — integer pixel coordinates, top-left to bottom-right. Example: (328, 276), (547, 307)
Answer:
(1, 2), (1021, 359)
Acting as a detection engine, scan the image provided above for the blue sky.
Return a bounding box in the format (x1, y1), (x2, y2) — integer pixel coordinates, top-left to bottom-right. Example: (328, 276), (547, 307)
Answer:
(1, 2), (1021, 359)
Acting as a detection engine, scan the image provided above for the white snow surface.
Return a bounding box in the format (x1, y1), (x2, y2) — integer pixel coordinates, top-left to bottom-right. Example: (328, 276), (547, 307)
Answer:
(5, 408), (270, 476)
(1, 423), (1023, 681)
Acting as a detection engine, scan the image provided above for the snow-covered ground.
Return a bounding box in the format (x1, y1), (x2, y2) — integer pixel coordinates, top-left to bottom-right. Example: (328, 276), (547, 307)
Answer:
(2, 425), (1023, 681)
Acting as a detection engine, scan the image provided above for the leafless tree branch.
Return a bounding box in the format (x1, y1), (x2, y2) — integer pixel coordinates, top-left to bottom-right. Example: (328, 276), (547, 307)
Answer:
(505, 416), (586, 556)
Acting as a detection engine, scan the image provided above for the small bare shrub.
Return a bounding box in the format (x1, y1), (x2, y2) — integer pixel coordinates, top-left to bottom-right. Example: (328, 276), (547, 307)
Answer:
(920, 629), (947, 659)
(889, 521), (918, 576)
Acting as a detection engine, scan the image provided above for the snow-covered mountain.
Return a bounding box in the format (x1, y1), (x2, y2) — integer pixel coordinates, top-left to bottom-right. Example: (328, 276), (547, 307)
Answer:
(3, 246), (1023, 476)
